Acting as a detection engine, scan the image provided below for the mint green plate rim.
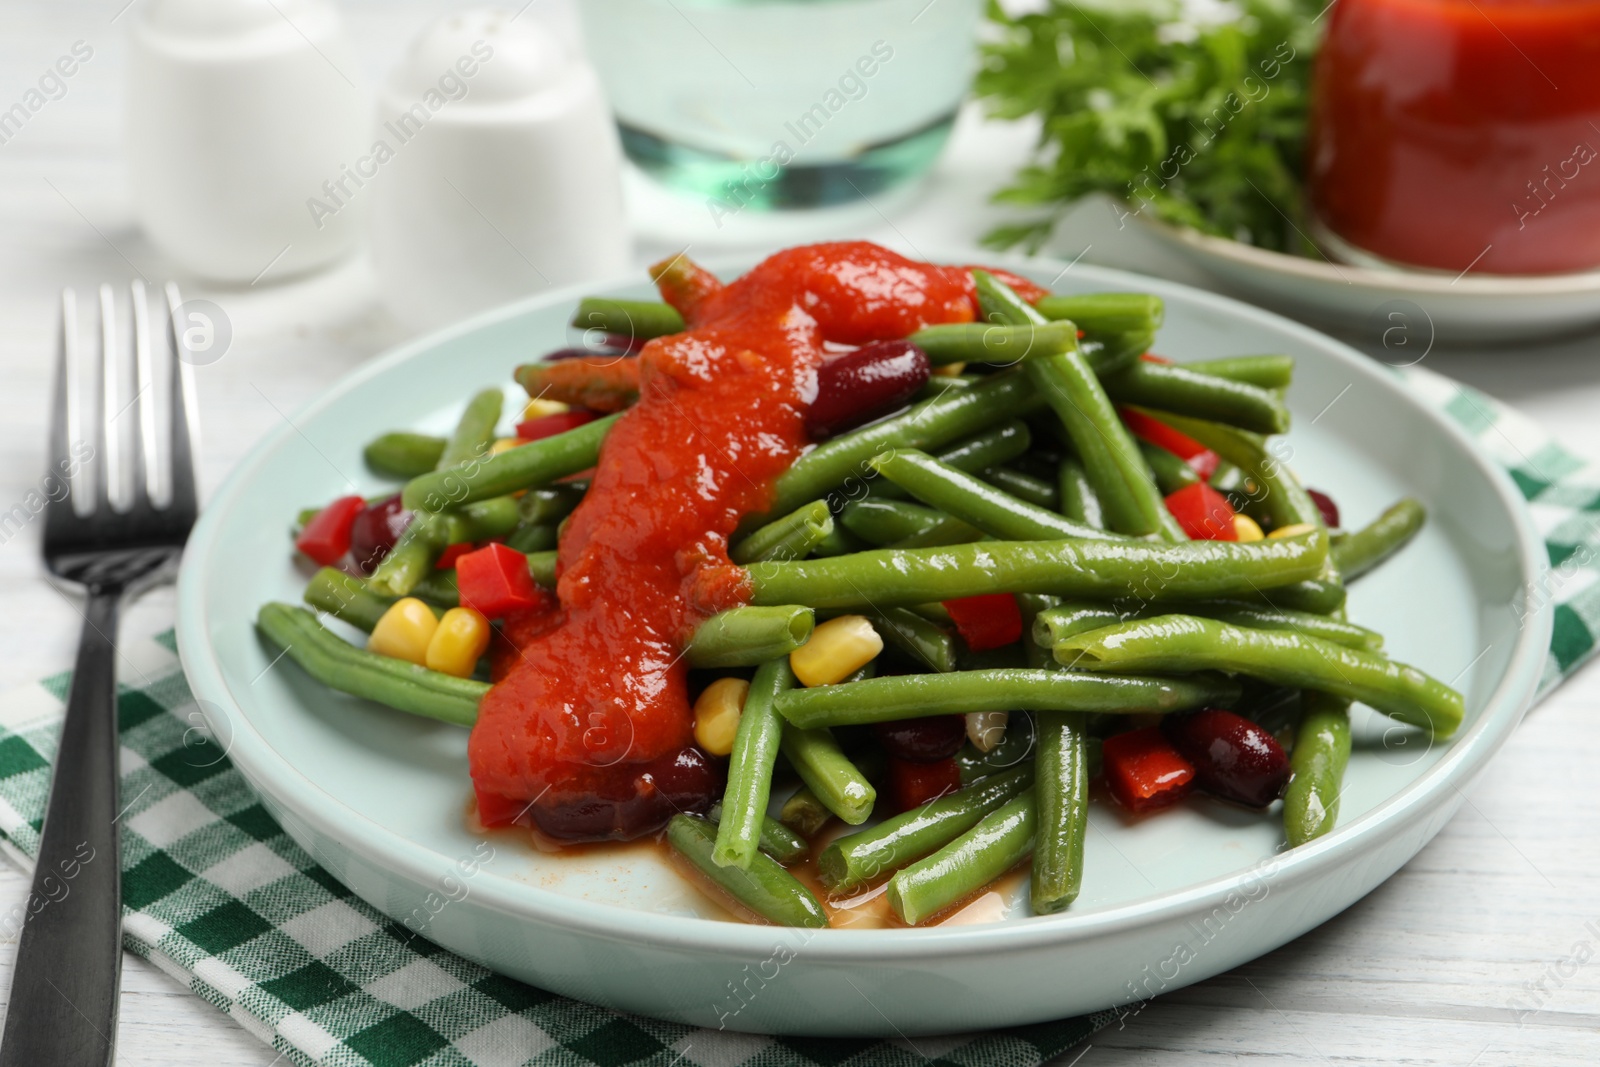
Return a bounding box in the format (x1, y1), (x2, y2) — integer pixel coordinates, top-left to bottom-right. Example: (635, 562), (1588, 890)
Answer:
(175, 251), (1551, 965)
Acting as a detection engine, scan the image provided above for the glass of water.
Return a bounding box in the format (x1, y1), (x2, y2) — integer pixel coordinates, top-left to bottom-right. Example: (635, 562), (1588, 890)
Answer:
(576, 0), (985, 213)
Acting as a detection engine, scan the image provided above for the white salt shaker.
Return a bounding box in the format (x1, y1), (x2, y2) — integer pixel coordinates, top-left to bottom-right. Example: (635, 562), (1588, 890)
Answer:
(126, 0), (366, 281)
(369, 9), (631, 331)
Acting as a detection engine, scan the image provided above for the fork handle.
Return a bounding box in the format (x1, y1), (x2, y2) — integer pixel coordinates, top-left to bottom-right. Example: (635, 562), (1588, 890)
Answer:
(1, 590), (123, 1067)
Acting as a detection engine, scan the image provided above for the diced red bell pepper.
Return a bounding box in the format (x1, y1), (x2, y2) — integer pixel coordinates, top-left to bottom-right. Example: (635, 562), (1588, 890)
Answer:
(942, 593), (1023, 651)
(1102, 727), (1195, 813)
(456, 543), (545, 619)
(1185, 449), (1220, 481)
(294, 494), (366, 566)
(887, 756), (963, 813)
(474, 784), (526, 828)
(1120, 407), (1208, 462)
(436, 542), (475, 570)
(516, 410), (598, 441)
(1140, 353), (1173, 364)
(1164, 482), (1239, 541)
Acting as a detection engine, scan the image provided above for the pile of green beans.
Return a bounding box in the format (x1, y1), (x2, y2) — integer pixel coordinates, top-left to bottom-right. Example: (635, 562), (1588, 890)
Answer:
(262, 256), (1462, 931)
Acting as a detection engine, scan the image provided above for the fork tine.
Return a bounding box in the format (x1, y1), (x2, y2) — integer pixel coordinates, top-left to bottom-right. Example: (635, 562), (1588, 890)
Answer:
(46, 290), (80, 522)
(98, 283), (127, 513)
(163, 282), (199, 520)
(130, 280), (162, 509)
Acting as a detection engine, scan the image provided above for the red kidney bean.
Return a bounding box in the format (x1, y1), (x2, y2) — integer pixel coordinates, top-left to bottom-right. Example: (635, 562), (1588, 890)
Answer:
(873, 715), (967, 764)
(1161, 709), (1289, 808)
(349, 494), (411, 574)
(805, 339), (930, 439)
(1307, 488), (1340, 529)
(528, 747), (722, 842)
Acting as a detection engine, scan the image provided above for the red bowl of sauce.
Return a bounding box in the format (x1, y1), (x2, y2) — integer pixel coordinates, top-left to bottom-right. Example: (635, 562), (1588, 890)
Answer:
(1309, 0), (1600, 275)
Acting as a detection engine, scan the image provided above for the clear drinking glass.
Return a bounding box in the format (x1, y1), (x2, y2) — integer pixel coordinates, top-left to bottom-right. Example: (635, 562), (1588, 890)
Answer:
(576, 0), (984, 211)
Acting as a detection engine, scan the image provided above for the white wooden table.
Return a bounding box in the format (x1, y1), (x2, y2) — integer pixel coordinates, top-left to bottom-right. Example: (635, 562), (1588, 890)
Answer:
(1, 2), (1597, 1063)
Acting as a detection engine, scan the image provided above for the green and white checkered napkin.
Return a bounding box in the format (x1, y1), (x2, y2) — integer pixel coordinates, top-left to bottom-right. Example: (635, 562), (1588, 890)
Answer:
(0, 365), (1595, 1067)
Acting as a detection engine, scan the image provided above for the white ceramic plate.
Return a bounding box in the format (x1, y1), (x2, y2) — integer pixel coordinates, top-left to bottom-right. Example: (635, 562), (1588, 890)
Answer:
(176, 252), (1550, 1036)
(1135, 213), (1600, 346)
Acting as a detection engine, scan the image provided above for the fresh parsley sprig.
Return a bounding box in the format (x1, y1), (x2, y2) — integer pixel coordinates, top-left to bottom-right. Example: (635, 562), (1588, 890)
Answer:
(976, 0), (1325, 254)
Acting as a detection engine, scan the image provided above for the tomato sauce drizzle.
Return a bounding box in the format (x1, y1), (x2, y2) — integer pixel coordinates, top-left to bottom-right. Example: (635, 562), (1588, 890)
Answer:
(470, 242), (987, 841)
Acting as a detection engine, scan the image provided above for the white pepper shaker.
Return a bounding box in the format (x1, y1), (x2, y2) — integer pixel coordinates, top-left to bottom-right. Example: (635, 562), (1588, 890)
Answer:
(126, 0), (366, 281)
(369, 9), (631, 331)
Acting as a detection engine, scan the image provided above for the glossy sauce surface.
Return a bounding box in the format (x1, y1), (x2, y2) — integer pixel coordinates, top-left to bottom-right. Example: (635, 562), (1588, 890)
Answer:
(470, 242), (980, 840)
(1309, 0), (1600, 273)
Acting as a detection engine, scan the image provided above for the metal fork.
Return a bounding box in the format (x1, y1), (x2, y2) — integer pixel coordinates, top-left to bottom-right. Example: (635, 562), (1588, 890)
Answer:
(0, 282), (199, 1066)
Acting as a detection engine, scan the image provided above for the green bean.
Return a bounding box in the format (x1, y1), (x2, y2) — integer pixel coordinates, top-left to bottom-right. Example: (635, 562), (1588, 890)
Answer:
(667, 815), (828, 928)
(572, 297), (684, 340)
(917, 374), (977, 398)
(819, 765), (1034, 892)
(839, 499), (947, 545)
(981, 466), (1059, 510)
(774, 669), (1240, 729)
(438, 388), (505, 468)
(1027, 348), (1172, 538)
(303, 568), (441, 631)
(1034, 599), (1383, 652)
(1151, 411), (1322, 533)
(1035, 292), (1164, 337)
(503, 523), (557, 554)
(1138, 440), (1200, 495)
(1055, 615), (1463, 736)
(1283, 692), (1352, 847)
(973, 269), (1049, 326)
(367, 497), (520, 598)
(364, 432), (446, 479)
(402, 413), (619, 511)
(885, 513), (987, 549)
(887, 790), (1036, 925)
(686, 606), (814, 669)
(730, 500), (833, 565)
(1332, 498), (1427, 580)
(1239, 578), (1348, 616)
(779, 786), (833, 837)
(863, 608), (958, 674)
(518, 484), (587, 527)
(1103, 362), (1291, 435)
(869, 421), (1033, 503)
(367, 512), (451, 597)
(707, 804), (809, 866)
(869, 449), (1115, 542)
(781, 726), (876, 825)
(810, 521), (869, 557)
(255, 603), (486, 726)
(1031, 712), (1089, 914)
(1185, 354), (1294, 390)
(1057, 456), (1105, 529)
(747, 530), (1328, 610)
(753, 368), (1046, 527)
(908, 322), (1078, 367)
(713, 658), (792, 869)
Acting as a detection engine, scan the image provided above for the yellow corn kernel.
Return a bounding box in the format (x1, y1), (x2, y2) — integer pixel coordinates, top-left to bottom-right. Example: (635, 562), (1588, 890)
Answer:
(1233, 514), (1265, 542)
(1268, 522), (1318, 539)
(425, 607), (491, 678)
(932, 362), (967, 377)
(790, 615), (883, 687)
(692, 677), (749, 757)
(489, 437), (523, 456)
(368, 598), (439, 666)
(523, 397), (570, 420)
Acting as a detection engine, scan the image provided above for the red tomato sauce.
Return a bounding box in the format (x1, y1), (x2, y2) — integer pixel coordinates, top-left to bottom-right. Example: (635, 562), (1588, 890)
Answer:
(469, 242), (979, 841)
(1309, 0), (1600, 274)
